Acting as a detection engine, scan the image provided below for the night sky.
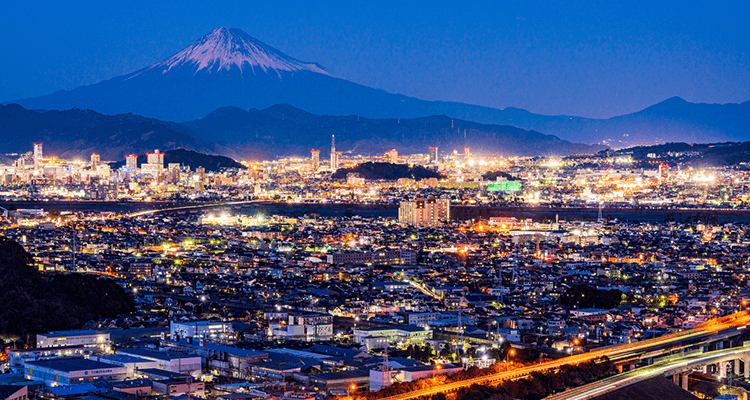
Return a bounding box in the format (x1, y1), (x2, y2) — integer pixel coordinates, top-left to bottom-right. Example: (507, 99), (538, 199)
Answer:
(1, 0), (749, 118)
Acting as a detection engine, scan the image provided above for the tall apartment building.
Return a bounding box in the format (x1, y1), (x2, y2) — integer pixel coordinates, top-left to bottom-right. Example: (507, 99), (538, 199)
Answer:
(398, 197), (450, 226)
(384, 149), (398, 164)
(311, 149), (320, 171)
(429, 146), (439, 164)
(125, 154), (138, 172)
(33, 143), (43, 169)
(330, 135), (338, 171)
(146, 150), (164, 167)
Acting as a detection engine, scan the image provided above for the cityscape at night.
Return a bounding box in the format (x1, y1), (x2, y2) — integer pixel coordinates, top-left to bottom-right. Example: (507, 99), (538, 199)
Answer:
(1, 2), (750, 400)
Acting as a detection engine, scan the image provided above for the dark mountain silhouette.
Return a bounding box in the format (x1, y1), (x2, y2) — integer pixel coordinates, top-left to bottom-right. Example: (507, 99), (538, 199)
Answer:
(0, 103), (217, 160)
(11, 28), (749, 146)
(0, 103), (600, 162)
(185, 104), (606, 159)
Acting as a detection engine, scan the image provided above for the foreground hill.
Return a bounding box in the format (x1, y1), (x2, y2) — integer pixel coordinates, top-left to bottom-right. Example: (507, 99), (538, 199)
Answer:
(0, 236), (135, 337)
(112, 149), (246, 172)
(331, 162), (443, 181)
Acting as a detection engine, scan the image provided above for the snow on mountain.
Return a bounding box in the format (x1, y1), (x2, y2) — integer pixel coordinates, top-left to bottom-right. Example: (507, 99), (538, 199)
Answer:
(141, 27), (328, 76)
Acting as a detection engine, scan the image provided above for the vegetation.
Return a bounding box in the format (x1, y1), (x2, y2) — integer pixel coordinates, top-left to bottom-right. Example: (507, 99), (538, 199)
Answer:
(614, 141), (750, 167)
(354, 357), (617, 400)
(113, 148), (246, 172)
(559, 285), (623, 310)
(481, 170), (518, 181)
(332, 162), (443, 181)
(0, 236), (135, 338)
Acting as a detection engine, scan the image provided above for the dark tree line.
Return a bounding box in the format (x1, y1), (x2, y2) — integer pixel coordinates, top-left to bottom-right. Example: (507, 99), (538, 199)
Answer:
(0, 236), (135, 337)
(559, 285), (623, 310)
(331, 162), (443, 181)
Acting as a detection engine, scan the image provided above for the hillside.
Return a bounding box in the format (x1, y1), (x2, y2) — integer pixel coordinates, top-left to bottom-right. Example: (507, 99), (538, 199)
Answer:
(0, 236), (135, 337)
(112, 149), (246, 172)
(0, 104), (217, 160)
(616, 141), (750, 166)
(331, 162), (444, 181)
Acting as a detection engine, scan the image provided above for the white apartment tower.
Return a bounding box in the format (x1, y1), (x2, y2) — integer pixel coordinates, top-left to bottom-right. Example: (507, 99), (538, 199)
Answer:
(398, 197), (450, 226)
(330, 135), (338, 171)
(33, 143), (43, 168)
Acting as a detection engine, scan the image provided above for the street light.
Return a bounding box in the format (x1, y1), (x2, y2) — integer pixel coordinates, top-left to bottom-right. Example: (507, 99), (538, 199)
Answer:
(348, 383), (357, 400)
(508, 348), (516, 364)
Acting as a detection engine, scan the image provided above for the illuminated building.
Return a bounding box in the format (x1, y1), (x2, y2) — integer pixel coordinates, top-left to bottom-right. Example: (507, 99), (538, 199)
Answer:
(146, 150), (164, 167)
(384, 149), (398, 164)
(33, 143), (43, 169)
(125, 154), (138, 172)
(37, 330), (111, 348)
(429, 146), (438, 164)
(330, 135), (338, 171)
(90, 153), (100, 168)
(311, 149), (320, 171)
(398, 197), (450, 226)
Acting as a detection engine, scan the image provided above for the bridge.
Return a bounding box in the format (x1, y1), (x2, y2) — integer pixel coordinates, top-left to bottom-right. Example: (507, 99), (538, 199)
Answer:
(374, 310), (750, 400)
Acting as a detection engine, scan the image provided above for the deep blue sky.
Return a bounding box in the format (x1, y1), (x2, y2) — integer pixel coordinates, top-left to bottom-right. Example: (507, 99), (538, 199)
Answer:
(1, 1), (749, 118)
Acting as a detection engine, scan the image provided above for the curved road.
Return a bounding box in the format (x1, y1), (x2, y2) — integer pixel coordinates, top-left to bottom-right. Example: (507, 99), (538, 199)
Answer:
(546, 344), (750, 400)
(374, 311), (750, 400)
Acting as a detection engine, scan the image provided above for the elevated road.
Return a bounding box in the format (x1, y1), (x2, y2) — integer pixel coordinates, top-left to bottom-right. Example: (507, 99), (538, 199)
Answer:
(376, 311), (750, 400)
(546, 345), (750, 400)
(127, 200), (264, 217)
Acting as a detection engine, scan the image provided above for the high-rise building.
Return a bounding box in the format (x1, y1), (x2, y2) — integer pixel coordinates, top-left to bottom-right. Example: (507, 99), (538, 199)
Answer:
(464, 147), (471, 161)
(90, 153), (100, 168)
(384, 149), (398, 164)
(168, 163), (181, 183)
(398, 197), (450, 226)
(125, 154), (138, 172)
(429, 147), (439, 164)
(311, 149), (320, 171)
(33, 143), (43, 168)
(330, 135), (338, 171)
(196, 166), (206, 183)
(147, 150), (164, 168)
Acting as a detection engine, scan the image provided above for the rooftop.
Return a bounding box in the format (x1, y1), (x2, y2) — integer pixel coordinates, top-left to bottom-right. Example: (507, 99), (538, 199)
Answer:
(24, 358), (123, 372)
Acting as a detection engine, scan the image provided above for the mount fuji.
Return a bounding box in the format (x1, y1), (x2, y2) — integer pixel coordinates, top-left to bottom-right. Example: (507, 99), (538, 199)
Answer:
(12, 27), (750, 146)
(14, 27), (459, 123)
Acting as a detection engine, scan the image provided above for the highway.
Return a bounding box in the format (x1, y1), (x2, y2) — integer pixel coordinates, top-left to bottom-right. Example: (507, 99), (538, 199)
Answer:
(127, 200), (264, 217)
(375, 310), (750, 400)
(546, 344), (750, 400)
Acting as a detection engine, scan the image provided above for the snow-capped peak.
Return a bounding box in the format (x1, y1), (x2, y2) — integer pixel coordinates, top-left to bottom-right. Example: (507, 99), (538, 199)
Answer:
(153, 27), (329, 76)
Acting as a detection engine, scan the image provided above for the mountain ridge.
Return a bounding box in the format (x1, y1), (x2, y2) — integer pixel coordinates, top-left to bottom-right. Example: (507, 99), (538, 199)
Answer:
(10, 27), (750, 146)
(0, 103), (604, 161)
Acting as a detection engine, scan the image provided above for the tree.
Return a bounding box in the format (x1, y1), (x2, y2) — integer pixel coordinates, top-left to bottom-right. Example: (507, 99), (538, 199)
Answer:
(559, 285), (622, 309)
(0, 236), (135, 337)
